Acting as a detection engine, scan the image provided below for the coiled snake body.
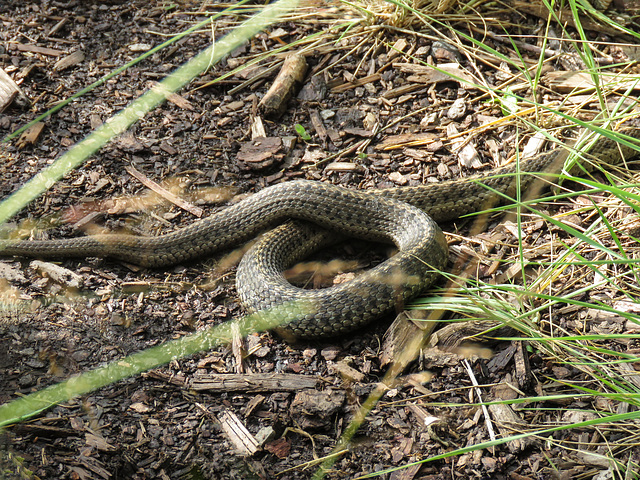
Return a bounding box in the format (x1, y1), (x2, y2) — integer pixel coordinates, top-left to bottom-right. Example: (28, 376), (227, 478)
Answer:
(1, 128), (639, 338)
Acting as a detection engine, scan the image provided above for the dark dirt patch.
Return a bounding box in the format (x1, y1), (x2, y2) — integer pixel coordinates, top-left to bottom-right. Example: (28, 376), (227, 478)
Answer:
(1, 1), (640, 479)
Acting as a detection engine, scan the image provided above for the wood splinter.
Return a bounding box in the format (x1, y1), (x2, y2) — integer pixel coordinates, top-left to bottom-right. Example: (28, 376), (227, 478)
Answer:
(259, 54), (307, 118)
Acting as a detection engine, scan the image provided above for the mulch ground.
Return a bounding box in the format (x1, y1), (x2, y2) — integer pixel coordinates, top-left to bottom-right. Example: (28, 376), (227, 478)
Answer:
(1, 1), (639, 479)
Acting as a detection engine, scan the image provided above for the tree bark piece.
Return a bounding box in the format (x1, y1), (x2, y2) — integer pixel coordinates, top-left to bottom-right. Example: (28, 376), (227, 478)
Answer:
(259, 54), (307, 118)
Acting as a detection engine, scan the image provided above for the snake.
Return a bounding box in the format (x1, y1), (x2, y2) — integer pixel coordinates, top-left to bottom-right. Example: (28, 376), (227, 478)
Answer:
(1, 126), (639, 338)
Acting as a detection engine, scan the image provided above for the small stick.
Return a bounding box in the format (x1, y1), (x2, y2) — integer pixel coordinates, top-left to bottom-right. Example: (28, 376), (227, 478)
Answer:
(125, 165), (203, 217)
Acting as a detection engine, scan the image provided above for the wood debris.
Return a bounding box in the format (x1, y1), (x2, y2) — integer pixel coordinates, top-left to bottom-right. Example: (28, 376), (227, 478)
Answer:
(158, 372), (322, 392)
(15, 44), (64, 56)
(236, 136), (285, 170)
(544, 70), (640, 93)
(0, 68), (21, 112)
(30, 260), (83, 289)
(218, 409), (260, 456)
(149, 81), (194, 110)
(395, 62), (477, 88)
(290, 389), (346, 429)
(331, 73), (381, 94)
(125, 165), (203, 217)
(376, 132), (439, 150)
(16, 121), (45, 148)
(53, 50), (85, 71)
(259, 54), (307, 118)
(381, 310), (435, 369)
(487, 403), (536, 452)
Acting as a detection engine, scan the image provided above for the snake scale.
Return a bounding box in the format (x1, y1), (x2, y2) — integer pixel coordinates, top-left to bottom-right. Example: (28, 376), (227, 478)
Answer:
(1, 126), (639, 338)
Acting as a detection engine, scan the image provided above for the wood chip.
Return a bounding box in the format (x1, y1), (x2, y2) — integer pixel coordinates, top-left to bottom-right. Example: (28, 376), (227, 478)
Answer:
(218, 409), (259, 456)
(85, 432), (117, 452)
(457, 142), (481, 168)
(125, 165), (203, 217)
(514, 341), (533, 390)
(16, 121), (45, 148)
(53, 50), (85, 71)
(189, 373), (320, 392)
(331, 73), (381, 94)
(264, 437), (290, 459)
(376, 132), (439, 150)
(250, 116), (267, 139)
(149, 81), (194, 110)
(395, 62), (477, 88)
(243, 394), (266, 417)
(0, 68), (20, 112)
(389, 171), (408, 185)
(324, 162), (364, 173)
(521, 131), (547, 159)
(329, 360), (365, 382)
(31, 260), (83, 288)
(290, 389), (346, 429)
(310, 109), (327, 143)
(16, 44), (64, 56)
(447, 98), (467, 120)
(78, 456), (111, 479)
(487, 403), (536, 452)
(259, 54), (307, 118)
(298, 74), (327, 102)
(387, 38), (408, 61)
(129, 43), (152, 52)
(382, 83), (427, 100)
(380, 310), (435, 369)
(544, 71), (640, 93)
(236, 136), (284, 170)
(0, 262), (27, 283)
(447, 124), (482, 169)
(48, 17), (68, 36)
(343, 127), (375, 137)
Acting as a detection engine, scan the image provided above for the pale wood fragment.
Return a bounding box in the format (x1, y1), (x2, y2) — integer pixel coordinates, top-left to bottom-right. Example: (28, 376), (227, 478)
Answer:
(218, 409), (260, 456)
(54, 50), (85, 71)
(381, 310), (436, 369)
(125, 165), (203, 217)
(16, 44), (64, 56)
(329, 360), (365, 382)
(0, 68), (20, 112)
(30, 260), (83, 288)
(330, 73), (381, 94)
(187, 372), (320, 392)
(488, 403), (536, 452)
(376, 132), (439, 151)
(250, 115), (266, 139)
(259, 54), (307, 117)
(513, 2), (620, 36)
(386, 38), (408, 61)
(544, 71), (640, 93)
(324, 162), (364, 173)
(149, 81), (194, 110)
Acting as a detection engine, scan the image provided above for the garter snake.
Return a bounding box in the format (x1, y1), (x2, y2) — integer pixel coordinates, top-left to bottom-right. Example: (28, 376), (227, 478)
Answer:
(1, 126), (639, 338)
